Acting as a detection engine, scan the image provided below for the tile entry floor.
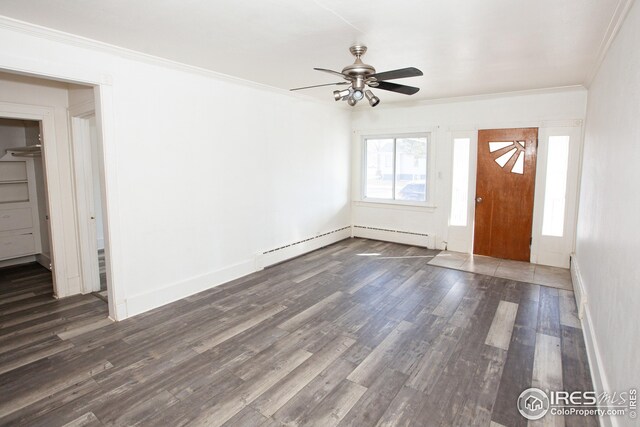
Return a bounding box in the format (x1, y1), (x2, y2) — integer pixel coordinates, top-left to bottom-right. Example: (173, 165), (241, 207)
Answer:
(428, 251), (573, 291)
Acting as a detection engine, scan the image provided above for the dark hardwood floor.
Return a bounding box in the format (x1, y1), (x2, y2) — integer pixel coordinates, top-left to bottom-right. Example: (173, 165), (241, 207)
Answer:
(0, 238), (595, 426)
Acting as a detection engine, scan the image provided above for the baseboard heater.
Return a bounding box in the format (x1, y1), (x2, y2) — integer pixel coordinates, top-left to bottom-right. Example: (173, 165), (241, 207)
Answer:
(262, 226), (352, 255)
(353, 225), (429, 237)
(352, 225), (433, 248)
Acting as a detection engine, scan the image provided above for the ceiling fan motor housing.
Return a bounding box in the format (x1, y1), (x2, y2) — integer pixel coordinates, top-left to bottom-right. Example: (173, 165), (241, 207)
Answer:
(342, 45), (376, 89)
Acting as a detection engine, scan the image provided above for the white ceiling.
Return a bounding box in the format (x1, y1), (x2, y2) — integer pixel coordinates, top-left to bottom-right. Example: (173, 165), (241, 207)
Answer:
(0, 0), (620, 103)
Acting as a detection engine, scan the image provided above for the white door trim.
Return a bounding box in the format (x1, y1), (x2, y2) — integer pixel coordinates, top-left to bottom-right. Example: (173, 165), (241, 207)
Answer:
(69, 101), (101, 295)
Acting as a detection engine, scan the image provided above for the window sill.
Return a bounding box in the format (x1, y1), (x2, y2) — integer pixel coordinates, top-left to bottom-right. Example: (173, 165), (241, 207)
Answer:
(353, 200), (437, 212)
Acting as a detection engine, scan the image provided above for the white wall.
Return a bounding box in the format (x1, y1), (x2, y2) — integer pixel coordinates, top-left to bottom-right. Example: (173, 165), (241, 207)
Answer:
(0, 118), (26, 153)
(0, 21), (351, 319)
(350, 89), (587, 257)
(575, 2), (640, 425)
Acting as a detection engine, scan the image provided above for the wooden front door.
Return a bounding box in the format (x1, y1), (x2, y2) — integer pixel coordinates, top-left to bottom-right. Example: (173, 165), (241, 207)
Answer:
(473, 128), (538, 261)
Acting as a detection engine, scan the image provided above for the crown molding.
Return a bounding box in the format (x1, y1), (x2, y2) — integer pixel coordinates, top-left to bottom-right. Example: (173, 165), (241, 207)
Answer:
(585, 0), (636, 86)
(352, 85), (587, 111)
(0, 15), (344, 109)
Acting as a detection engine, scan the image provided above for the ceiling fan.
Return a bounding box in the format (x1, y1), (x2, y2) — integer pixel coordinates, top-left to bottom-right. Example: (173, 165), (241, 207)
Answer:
(290, 45), (423, 107)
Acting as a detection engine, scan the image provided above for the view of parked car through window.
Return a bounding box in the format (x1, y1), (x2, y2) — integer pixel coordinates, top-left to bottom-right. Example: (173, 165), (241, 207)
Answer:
(364, 136), (428, 202)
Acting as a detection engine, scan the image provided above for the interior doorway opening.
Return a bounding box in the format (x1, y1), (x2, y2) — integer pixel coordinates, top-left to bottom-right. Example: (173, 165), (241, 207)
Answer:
(70, 107), (109, 302)
(0, 118), (52, 278)
(0, 71), (114, 317)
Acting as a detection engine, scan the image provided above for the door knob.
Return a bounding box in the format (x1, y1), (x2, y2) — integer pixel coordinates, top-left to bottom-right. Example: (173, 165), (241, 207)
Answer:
(476, 197), (483, 203)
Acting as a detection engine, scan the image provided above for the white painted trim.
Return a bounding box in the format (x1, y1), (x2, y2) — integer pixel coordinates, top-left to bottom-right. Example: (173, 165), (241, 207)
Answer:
(0, 16), (340, 109)
(69, 113), (101, 294)
(352, 201), (436, 212)
(0, 16), (586, 109)
(445, 120), (583, 132)
(354, 128), (437, 207)
(93, 85), (124, 320)
(125, 259), (257, 318)
(530, 125), (583, 268)
(35, 252), (51, 270)
(358, 86), (588, 109)
(68, 99), (95, 118)
(586, 0), (637, 86)
(571, 256), (618, 427)
(445, 130), (477, 253)
(570, 254), (587, 321)
(257, 228), (352, 268)
(352, 226), (433, 248)
(0, 255), (35, 268)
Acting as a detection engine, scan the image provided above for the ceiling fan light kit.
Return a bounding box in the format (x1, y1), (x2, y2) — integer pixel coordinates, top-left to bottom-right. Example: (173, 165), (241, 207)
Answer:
(290, 45), (423, 107)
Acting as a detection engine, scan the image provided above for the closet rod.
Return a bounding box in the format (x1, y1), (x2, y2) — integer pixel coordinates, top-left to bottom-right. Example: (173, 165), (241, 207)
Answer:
(11, 152), (41, 158)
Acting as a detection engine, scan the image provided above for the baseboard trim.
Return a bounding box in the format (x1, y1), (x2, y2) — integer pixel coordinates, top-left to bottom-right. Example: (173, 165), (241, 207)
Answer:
(257, 227), (352, 268)
(125, 258), (256, 318)
(0, 255), (36, 269)
(571, 256), (617, 427)
(352, 225), (433, 248)
(124, 228), (352, 318)
(35, 253), (51, 270)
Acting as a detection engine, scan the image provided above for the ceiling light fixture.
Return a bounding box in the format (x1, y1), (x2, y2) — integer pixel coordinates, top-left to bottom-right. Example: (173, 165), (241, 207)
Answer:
(365, 90), (380, 107)
(333, 88), (351, 101)
(291, 45), (423, 108)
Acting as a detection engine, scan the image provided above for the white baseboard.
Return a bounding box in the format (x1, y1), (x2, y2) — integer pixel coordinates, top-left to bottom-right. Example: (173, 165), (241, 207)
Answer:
(571, 256), (617, 427)
(119, 227), (352, 319)
(570, 253), (587, 320)
(0, 255), (36, 268)
(352, 225), (433, 248)
(257, 227), (351, 268)
(35, 253), (51, 270)
(125, 258), (256, 318)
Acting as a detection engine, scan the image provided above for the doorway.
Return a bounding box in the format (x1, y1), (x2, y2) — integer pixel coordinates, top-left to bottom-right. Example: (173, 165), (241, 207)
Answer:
(0, 118), (52, 275)
(70, 103), (109, 301)
(473, 128), (538, 261)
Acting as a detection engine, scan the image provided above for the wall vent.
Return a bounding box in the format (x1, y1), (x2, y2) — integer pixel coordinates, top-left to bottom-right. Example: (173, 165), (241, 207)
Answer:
(262, 226), (351, 255)
(353, 225), (429, 237)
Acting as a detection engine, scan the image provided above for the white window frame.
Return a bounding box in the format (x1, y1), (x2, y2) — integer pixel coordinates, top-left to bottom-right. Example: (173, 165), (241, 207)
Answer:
(360, 132), (433, 207)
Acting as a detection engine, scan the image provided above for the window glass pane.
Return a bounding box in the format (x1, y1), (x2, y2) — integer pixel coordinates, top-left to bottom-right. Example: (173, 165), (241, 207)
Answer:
(395, 137), (427, 201)
(365, 138), (394, 199)
(542, 136), (570, 236)
(450, 138), (470, 226)
(511, 151), (524, 174)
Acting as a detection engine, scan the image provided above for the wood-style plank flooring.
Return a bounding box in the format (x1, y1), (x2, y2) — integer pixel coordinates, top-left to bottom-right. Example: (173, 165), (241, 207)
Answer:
(0, 239), (596, 426)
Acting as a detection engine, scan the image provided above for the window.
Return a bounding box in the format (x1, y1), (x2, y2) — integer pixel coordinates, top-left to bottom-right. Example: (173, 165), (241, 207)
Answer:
(364, 135), (429, 203)
(450, 137), (470, 226)
(542, 135), (570, 236)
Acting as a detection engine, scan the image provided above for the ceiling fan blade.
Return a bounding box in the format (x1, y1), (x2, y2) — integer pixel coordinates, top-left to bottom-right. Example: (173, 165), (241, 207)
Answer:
(374, 81), (420, 95)
(313, 67), (351, 79)
(370, 67), (423, 81)
(290, 82), (350, 91)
